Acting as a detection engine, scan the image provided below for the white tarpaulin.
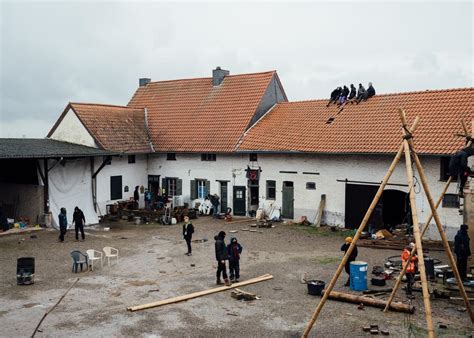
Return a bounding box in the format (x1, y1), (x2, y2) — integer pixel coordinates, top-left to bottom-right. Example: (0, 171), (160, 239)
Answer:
(47, 158), (98, 229)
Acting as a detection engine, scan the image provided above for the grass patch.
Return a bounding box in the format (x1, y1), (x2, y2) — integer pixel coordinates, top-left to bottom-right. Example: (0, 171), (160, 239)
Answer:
(314, 256), (340, 265)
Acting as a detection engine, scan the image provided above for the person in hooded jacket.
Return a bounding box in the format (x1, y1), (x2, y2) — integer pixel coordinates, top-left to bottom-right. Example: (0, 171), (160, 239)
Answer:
(454, 224), (471, 281)
(366, 82), (376, 98)
(227, 237), (243, 282)
(449, 145), (474, 196)
(326, 87), (342, 107)
(355, 83), (366, 104)
(338, 85), (350, 105)
(215, 231), (231, 286)
(58, 207), (68, 242)
(72, 206), (86, 241)
(348, 84), (357, 101)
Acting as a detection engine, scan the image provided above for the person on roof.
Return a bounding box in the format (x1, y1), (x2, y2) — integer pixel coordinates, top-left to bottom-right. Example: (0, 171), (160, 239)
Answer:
(338, 85), (350, 105)
(366, 82), (376, 99)
(449, 145), (474, 197)
(355, 83), (366, 104)
(326, 87), (342, 107)
(348, 84), (357, 101)
(454, 224), (471, 281)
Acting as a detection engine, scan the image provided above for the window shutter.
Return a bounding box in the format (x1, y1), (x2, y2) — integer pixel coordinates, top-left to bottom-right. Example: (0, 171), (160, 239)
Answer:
(190, 180), (196, 199)
(205, 180), (211, 197)
(177, 179), (183, 196)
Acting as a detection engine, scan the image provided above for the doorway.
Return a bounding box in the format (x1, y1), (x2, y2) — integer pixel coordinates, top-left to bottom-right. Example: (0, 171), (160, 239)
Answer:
(220, 181), (228, 212)
(233, 186), (246, 216)
(282, 181), (294, 219)
(148, 175), (160, 200)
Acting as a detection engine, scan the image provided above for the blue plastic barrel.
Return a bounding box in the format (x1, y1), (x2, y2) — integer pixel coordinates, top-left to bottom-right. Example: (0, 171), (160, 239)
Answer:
(350, 261), (368, 291)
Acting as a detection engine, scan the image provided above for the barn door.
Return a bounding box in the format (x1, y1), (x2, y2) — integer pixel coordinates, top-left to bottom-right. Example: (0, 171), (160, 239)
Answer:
(282, 181), (294, 219)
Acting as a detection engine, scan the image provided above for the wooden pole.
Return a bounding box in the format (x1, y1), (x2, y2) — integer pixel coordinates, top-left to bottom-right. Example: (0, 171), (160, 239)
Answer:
(127, 274), (273, 312)
(409, 143), (474, 322)
(384, 177), (452, 312)
(322, 290), (415, 313)
(401, 136), (435, 338)
(301, 117), (420, 338)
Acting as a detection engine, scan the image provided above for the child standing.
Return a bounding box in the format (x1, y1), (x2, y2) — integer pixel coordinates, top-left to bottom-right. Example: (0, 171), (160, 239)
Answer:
(227, 237), (243, 282)
(182, 216), (194, 256)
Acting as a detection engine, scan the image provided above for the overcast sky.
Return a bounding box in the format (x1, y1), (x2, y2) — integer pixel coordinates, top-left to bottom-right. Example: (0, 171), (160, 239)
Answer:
(1, 1), (472, 138)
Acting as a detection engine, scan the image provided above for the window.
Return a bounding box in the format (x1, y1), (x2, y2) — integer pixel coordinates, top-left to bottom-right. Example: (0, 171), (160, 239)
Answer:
(249, 153), (258, 162)
(201, 153), (216, 161)
(306, 182), (316, 190)
(167, 153), (176, 161)
(442, 194), (460, 208)
(110, 176), (122, 200)
(197, 180), (207, 199)
(440, 156), (451, 181)
(266, 180), (276, 200)
(128, 155), (136, 164)
(236, 190), (243, 199)
(167, 178), (177, 197)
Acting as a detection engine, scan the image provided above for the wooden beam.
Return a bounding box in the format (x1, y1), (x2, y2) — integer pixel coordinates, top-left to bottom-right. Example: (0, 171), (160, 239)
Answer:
(322, 290), (415, 314)
(301, 116), (421, 338)
(127, 274), (273, 312)
(401, 130), (434, 337)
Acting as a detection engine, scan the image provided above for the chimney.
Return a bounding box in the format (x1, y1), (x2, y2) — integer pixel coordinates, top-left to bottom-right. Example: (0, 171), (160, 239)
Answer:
(212, 67), (229, 86)
(139, 78), (151, 87)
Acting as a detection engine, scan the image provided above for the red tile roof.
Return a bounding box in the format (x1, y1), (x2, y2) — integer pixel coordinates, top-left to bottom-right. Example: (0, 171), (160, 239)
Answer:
(48, 103), (153, 153)
(127, 71), (277, 152)
(238, 88), (473, 155)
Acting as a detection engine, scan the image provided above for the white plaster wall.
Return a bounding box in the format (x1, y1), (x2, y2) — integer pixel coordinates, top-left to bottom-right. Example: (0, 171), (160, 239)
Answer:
(147, 153), (462, 240)
(49, 108), (97, 148)
(95, 154), (148, 215)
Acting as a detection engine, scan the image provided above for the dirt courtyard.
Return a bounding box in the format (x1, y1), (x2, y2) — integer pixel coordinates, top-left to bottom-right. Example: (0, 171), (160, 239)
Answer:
(0, 217), (472, 337)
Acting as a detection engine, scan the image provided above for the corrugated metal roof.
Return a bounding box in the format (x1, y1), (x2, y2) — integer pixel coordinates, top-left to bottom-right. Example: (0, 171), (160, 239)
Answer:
(0, 139), (116, 159)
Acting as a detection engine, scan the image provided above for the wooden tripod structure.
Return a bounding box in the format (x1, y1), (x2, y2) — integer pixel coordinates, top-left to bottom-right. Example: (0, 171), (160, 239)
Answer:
(302, 111), (474, 338)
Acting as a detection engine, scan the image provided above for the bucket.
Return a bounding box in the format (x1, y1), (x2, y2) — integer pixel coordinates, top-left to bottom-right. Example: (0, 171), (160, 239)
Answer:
(307, 280), (325, 296)
(350, 261), (368, 291)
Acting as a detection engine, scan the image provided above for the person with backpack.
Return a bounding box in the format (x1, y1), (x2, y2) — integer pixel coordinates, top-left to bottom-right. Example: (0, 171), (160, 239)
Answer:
(182, 216), (194, 256)
(58, 207), (68, 242)
(72, 206), (86, 241)
(227, 237), (243, 282)
(214, 231), (231, 286)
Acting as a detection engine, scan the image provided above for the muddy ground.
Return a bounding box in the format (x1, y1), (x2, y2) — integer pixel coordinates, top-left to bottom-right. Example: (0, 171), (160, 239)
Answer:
(0, 217), (472, 337)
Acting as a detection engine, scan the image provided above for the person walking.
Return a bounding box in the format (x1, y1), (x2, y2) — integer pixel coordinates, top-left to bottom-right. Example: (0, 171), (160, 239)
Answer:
(454, 224), (471, 281)
(402, 242), (418, 299)
(227, 237), (243, 282)
(341, 237), (358, 286)
(72, 206), (86, 241)
(214, 231), (231, 286)
(58, 207), (68, 242)
(210, 194), (220, 218)
(183, 216), (194, 256)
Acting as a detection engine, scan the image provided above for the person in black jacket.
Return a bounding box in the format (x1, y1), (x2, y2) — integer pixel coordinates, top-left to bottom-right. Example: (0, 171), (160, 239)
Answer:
(326, 87), (342, 107)
(134, 186), (140, 206)
(182, 216), (194, 256)
(58, 207), (67, 242)
(341, 236), (358, 286)
(0, 206), (9, 232)
(227, 237), (243, 282)
(454, 224), (471, 281)
(348, 84), (356, 101)
(215, 231), (231, 286)
(72, 206), (86, 241)
(449, 145), (474, 196)
(366, 82), (376, 99)
(338, 85), (350, 105)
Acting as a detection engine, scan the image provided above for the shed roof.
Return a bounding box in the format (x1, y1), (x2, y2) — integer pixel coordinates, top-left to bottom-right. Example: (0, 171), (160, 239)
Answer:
(0, 138), (116, 159)
(238, 88), (473, 155)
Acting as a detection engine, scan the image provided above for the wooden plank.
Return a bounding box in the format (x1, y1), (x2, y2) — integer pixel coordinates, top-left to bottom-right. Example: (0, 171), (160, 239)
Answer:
(313, 194), (326, 228)
(322, 290), (415, 314)
(127, 274), (273, 312)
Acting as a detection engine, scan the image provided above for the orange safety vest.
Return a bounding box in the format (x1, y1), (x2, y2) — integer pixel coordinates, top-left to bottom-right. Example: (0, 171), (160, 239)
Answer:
(401, 248), (418, 273)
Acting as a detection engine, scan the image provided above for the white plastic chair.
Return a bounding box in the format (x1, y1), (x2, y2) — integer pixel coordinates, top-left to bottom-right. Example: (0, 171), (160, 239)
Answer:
(103, 247), (119, 266)
(86, 249), (103, 271)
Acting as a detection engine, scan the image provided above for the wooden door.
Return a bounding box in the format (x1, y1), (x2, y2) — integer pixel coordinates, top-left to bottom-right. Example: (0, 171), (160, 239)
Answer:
(282, 181), (294, 219)
(233, 186), (246, 216)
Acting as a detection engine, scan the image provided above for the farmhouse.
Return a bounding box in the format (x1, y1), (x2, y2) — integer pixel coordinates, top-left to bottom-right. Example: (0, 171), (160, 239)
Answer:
(40, 67), (472, 239)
